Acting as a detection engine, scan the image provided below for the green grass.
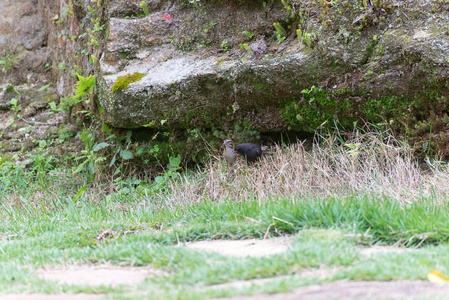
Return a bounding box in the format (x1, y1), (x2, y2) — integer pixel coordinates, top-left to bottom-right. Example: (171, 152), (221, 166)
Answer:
(4, 191), (449, 246)
(2, 130), (449, 298)
(1, 185), (449, 298)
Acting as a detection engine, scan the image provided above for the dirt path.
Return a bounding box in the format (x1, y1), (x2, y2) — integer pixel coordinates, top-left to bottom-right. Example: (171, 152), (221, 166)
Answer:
(3, 237), (447, 299)
(217, 280), (449, 299)
(37, 264), (166, 286)
(182, 236), (294, 257)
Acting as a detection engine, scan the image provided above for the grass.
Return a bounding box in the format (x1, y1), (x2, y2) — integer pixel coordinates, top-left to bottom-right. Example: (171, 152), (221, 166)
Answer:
(2, 128), (449, 298)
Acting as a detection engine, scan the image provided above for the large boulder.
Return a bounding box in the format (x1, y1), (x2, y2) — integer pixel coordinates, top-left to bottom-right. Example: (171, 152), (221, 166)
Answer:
(96, 0), (449, 142)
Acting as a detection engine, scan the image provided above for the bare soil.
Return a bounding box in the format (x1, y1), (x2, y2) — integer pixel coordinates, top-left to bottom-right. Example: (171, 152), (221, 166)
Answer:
(208, 268), (339, 291)
(37, 263), (166, 286)
(217, 280), (449, 300)
(182, 236), (294, 257)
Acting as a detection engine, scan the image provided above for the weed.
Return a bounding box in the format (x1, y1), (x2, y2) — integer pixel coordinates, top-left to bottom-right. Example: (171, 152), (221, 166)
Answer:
(140, 1), (150, 16)
(243, 30), (254, 40)
(159, 127), (443, 206)
(221, 40), (230, 51)
(61, 73), (96, 116)
(0, 35), (18, 72)
(302, 32), (316, 47)
(296, 28), (302, 44)
(273, 22), (287, 44)
(9, 98), (21, 125)
(153, 155), (182, 191)
(73, 129), (108, 180)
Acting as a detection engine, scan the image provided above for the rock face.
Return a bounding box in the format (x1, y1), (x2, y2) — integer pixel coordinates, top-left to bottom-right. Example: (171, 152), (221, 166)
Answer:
(0, 0), (62, 156)
(98, 0), (293, 132)
(1, 0), (449, 159)
(95, 0), (449, 151)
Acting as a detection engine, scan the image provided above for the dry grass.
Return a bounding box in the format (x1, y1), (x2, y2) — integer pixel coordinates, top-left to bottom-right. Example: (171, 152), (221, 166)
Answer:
(164, 130), (449, 205)
(4, 129), (449, 214)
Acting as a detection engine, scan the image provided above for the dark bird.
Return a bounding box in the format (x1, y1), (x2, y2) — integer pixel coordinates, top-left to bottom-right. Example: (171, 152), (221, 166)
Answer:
(223, 139), (262, 163)
(235, 142), (262, 162)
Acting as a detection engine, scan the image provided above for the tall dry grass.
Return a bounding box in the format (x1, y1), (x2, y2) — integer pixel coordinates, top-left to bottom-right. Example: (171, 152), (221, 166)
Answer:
(164, 130), (449, 205)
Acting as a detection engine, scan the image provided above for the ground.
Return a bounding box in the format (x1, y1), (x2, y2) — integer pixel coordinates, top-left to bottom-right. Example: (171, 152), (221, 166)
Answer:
(2, 235), (449, 299)
(3, 136), (449, 299)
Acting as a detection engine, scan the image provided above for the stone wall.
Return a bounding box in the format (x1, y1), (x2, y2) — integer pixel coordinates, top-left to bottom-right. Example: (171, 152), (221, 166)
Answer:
(0, 0), (62, 158)
(2, 0), (449, 160)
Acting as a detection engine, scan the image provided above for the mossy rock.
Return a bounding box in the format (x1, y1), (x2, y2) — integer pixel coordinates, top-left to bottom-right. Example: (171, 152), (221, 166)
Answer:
(42, 92), (60, 104)
(112, 73), (146, 93)
(280, 86), (355, 131)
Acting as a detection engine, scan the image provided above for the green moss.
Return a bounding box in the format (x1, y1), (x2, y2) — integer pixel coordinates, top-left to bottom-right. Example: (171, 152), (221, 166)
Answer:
(97, 104), (105, 114)
(285, 93), (411, 133)
(58, 124), (77, 141)
(280, 86), (356, 132)
(361, 96), (415, 124)
(251, 81), (274, 98)
(233, 118), (260, 141)
(252, 82), (265, 90)
(333, 87), (353, 96)
(111, 72), (145, 93)
(378, 45), (385, 57)
(42, 92), (60, 104)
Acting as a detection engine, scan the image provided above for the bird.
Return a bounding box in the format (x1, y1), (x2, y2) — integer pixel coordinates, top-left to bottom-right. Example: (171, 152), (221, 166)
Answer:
(234, 142), (263, 162)
(223, 139), (262, 164)
(223, 139), (237, 167)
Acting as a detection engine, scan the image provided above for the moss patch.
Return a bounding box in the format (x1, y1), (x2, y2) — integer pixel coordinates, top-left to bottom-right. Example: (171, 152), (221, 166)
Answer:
(361, 96), (415, 124)
(280, 86), (355, 131)
(111, 72), (145, 93)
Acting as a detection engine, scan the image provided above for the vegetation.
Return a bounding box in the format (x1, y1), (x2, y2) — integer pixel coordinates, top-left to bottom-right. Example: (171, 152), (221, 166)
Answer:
(140, 1), (150, 16)
(0, 35), (18, 72)
(112, 72), (146, 93)
(281, 85), (354, 131)
(2, 126), (449, 297)
(2, 0), (449, 297)
(60, 74), (96, 119)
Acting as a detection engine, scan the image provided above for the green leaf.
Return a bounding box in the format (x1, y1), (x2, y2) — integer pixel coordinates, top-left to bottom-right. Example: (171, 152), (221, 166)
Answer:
(154, 176), (165, 184)
(74, 74), (96, 100)
(39, 140), (47, 148)
(120, 150), (134, 160)
(38, 84), (51, 91)
(93, 142), (110, 152)
(80, 130), (89, 142)
(88, 160), (95, 174)
(49, 101), (57, 110)
(169, 155), (181, 168)
(5, 84), (15, 93)
(72, 185), (87, 203)
(143, 120), (156, 127)
(126, 130), (132, 144)
(10, 98), (17, 106)
(109, 152), (117, 167)
(102, 122), (110, 134)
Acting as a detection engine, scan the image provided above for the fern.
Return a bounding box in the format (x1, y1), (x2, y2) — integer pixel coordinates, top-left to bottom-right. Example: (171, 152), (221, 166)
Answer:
(61, 74), (96, 113)
(74, 74), (96, 100)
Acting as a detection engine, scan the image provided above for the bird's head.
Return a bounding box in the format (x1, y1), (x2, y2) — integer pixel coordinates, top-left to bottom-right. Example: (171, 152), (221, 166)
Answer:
(223, 139), (233, 149)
